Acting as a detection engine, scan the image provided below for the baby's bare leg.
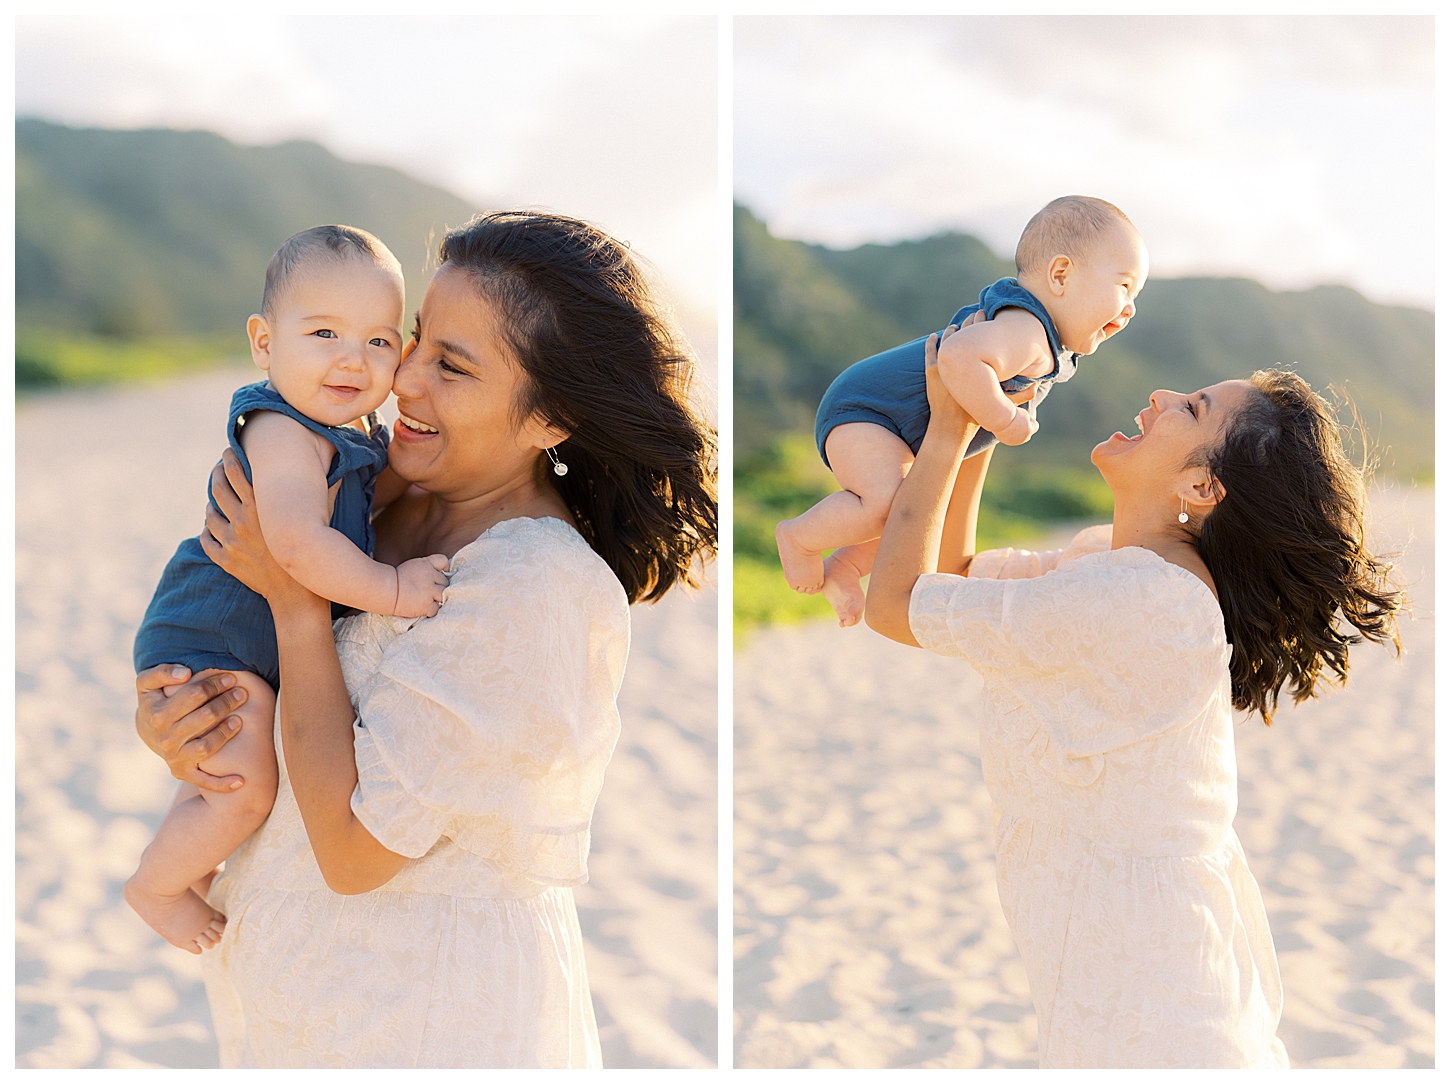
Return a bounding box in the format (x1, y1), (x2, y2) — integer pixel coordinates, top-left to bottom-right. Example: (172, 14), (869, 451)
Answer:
(776, 423), (914, 594)
(164, 782), (224, 902)
(821, 451), (990, 626)
(125, 671), (278, 954)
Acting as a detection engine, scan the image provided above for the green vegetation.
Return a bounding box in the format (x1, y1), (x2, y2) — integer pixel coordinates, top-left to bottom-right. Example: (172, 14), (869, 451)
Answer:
(733, 435), (839, 639)
(734, 433), (1113, 642)
(17, 118), (481, 388)
(733, 203), (1434, 637)
(16, 329), (246, 390)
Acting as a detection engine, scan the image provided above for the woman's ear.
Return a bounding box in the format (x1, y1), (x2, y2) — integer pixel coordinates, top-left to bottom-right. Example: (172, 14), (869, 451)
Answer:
(1179, 469), (1226, 514)
(524, 413), (572, 452)
(246, 314), (272, 373)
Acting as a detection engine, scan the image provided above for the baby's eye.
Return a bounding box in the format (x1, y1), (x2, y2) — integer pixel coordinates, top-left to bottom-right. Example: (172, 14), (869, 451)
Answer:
(313, 329), (336, 339)
(370, 337), (391, 348)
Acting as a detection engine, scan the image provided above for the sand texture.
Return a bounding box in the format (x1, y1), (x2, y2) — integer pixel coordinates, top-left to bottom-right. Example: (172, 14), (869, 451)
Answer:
(734, 487), (1432, 1068)
(15, 368), (717, 1069)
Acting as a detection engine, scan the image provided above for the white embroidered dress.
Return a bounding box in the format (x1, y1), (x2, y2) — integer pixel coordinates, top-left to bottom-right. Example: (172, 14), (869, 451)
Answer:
(201, 517), (629, 1068)
(908, 527), (1288, 1069)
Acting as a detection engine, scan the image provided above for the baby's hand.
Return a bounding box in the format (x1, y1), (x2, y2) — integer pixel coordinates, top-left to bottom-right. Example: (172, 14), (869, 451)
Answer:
(995, 406), (1039, 447)
(393, 554), (450, 618)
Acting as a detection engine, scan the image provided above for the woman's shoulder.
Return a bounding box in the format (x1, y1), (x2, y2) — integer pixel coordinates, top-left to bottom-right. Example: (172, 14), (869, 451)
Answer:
(1049, 546), (1225, 648)
(448, 517), (629, 611)
(955, 536), (1220, 630)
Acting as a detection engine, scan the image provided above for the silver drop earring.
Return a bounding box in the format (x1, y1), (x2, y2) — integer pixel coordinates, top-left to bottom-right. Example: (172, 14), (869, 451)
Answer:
(546, 446), (568, 476)
(1178, 499), (1189, 524)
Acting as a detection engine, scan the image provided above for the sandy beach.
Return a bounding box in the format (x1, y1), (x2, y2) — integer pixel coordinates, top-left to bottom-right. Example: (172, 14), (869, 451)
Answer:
(734, 486), (1433, 1068)
(15, 367), (718, 1069)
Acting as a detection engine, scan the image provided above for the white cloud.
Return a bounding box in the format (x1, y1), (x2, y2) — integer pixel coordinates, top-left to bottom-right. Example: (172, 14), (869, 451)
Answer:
(15, 10), (717, 312)
(735, 15), (1432, 308)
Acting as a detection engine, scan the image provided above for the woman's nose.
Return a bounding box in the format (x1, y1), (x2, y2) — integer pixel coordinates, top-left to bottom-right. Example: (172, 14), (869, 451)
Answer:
(1148, 389), (1177, 411)
(393, 350), (423, 395)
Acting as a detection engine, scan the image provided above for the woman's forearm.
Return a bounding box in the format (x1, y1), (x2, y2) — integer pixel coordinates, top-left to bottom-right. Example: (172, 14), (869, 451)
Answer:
(271, 588), (408, 894)
(938, 442), (993, 576)
(865, 423), (974, 646)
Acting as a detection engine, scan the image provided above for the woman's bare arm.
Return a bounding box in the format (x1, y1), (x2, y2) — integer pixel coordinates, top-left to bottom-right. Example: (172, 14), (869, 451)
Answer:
(202, 450), (408, 895)
(865, 331), (977, 646)
(937, 443), (994, 577)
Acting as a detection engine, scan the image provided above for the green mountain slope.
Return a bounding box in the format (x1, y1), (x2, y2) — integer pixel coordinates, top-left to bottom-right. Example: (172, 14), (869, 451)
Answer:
(734, 204), (1433, 477)
(17, 118), (480, 340)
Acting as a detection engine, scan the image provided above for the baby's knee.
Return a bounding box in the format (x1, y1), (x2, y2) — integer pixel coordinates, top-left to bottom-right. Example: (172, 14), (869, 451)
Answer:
(212, 740), (278, 827)
(229, 763), (279, 827)
(855, 489), (897, 524)
(198, 673), (277, 820)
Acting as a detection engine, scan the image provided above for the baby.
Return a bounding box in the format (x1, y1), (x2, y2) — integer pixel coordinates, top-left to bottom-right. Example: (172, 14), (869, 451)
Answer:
(127, 225), (450, 953)
(777, 196), (1149, 626)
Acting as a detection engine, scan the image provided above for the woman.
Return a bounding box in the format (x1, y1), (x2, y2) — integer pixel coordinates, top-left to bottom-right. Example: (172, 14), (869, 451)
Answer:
(134, 212), (716, 1068)
(865, 327), (1400, 1068)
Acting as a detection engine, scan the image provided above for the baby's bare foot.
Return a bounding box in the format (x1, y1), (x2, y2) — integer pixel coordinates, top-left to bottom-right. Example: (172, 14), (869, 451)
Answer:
(822, 553), (866, 627)
(124, 875), (228, 955)
(776, 520), (825, 594)
(195, 912), (227, 951)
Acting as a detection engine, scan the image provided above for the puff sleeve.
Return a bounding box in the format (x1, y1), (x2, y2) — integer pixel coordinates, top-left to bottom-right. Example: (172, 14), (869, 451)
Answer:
(345, 518), (630, 886)
(910, 536), (1228, 760)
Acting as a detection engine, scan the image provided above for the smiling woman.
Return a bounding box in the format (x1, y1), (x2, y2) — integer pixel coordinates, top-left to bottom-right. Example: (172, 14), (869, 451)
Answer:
(863, 332), (1402, 1067)
(132, 212), (717, 1068)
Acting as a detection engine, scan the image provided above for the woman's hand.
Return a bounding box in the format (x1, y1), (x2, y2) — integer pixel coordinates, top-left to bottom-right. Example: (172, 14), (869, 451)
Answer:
(199, 449), (311, 607)
(865, 320), (996, 645)
(924, 324), (975, 444)
(135, 665), (247, 791)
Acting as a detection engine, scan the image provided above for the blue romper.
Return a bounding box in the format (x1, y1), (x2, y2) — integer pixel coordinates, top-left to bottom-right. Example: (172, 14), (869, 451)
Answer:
(133, 382), (391, 691)
(814, 278), (1079, 468)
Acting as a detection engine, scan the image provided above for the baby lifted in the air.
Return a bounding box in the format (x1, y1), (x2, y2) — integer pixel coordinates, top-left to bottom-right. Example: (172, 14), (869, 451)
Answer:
(776, 196), (1149, 626)
(127, 225), (451, 953)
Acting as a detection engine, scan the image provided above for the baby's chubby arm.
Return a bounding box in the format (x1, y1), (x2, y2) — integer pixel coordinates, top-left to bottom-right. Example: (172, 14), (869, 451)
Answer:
(933, 309), (1054, 445)
(239, 412), (448, 617)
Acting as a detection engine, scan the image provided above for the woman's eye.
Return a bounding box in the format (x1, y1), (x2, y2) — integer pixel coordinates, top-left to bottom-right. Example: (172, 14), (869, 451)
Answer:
(438, 358), (461, 375)
(314, 329), (336, 339)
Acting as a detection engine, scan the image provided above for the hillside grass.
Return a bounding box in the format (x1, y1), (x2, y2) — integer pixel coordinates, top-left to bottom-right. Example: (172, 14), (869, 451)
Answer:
(735, 432), (1114, 643)
(16, 328), (249, 390)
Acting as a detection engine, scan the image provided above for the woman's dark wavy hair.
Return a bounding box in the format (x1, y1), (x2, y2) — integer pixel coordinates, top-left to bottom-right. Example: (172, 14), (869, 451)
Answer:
(1192, 369), (1402, 724)
(438, 211), (717, 604)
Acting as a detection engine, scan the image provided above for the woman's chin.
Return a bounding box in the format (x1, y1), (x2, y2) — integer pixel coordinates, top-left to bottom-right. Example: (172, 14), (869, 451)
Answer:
(1090, 431), (1139, 470)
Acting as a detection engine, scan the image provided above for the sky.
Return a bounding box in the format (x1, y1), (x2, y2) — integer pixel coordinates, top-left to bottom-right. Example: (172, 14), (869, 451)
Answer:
(735, 15), (1433, 310)
(15, 9), (718, 319)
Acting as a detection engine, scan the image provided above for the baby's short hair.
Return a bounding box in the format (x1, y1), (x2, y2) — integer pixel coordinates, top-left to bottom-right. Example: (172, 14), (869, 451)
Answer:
(261, 224), (402, 317)
(1015, 196), (1135, 276)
